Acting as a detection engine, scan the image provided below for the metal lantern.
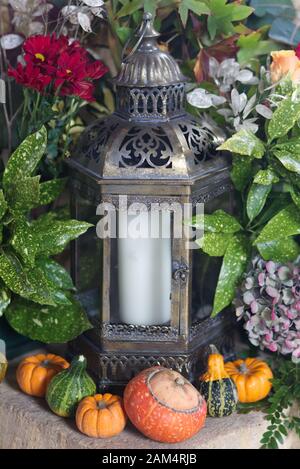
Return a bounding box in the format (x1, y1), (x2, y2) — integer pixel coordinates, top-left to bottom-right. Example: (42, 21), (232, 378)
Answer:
(67, 13), (235, 389)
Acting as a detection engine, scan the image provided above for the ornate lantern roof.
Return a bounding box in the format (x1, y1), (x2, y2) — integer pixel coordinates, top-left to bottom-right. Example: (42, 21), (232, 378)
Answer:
(70, 12), (227, 182)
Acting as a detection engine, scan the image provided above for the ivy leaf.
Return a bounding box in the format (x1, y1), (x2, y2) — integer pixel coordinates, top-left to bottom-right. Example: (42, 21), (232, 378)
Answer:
(196, 232), (231, 257)
(178, 2), (188, 26)
(36, 257), (74, 291)
(0, 190), (8, 221)
(39, 178), (66, 206)
(273, 149), (300, 175)
(231, 155), (254, 191)
(7, 176), (40, 213)
(253, 169), (279, 185)
(217, 129), (265, 158)
(5, 296), (92, 343)
(183, 0), (210, 17)
(191, 209), (242, 233)
(0, 250), (57, 306)
(212, 234), (250, 317)
(3, 126), (47, 189)
(268, 97), (300, 142)
(257, 238), (300, 263)
(247, 183), (272, 222)
(255, 205), (300, 244)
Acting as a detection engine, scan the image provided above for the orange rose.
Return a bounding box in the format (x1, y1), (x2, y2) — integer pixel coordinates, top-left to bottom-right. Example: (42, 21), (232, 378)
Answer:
(270, 50), (300, 83)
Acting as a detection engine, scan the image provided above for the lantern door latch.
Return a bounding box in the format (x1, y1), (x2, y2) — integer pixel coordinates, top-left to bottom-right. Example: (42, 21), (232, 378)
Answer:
(172, 260), (189, 283)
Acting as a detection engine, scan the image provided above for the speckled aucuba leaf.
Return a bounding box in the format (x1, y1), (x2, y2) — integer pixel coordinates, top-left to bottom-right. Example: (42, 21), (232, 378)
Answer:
(268, 97), (300, 143)
(196, 232), (231, 257)
(3, 126), (47, 189)
(39, 178), (66, 206)
(290, 187), (300, 209)
(246, 183), (272, 222)
(0, 250), (57, 306)
(273, 137), (300, 155)
(0, 190), (8, 221)
(4, 296), (92, 343)
(253, 169), (279, 185)
(230, 155), (254, 191)
(36, 257), (74, 291)
(191, 209), (242, 233)
(217, 129), (265, 158)
(10, 218), (37, 266)
(273, 149), (300, 175)
(257, 238), (300, 263)
(6, 176), (40, 214)
(254, 205), (300, 244)
(212, 234), (250, 317)
(31, 218), (93, 256)
(0, 283), (11, 317)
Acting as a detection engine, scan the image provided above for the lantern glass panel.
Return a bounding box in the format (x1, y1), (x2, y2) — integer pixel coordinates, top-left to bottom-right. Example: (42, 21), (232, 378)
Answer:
(73, 194), (102, 321)
(108, 207), (172, 326)
(191, 191), (233, 322)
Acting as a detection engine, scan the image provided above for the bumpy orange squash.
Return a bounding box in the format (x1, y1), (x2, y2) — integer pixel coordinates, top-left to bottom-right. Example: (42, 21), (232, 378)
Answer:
(76, 393), (127, 438)
(124, 366), (207, 443)
(16, 353), (69, 397)
(224, 357), (273, 403)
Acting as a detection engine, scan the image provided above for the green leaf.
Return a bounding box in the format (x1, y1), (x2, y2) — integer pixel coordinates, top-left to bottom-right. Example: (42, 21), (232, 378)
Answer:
(32, 218), (93, 257)
(184, 0), (210, 16)
(191, 209), (242, 233)
(253, 169), (279, 185)
(247, 183), (272, 222)
(0, 190), (8, 221)
(255, 205), (300, 244)
(144, 0), (157, 16)
(231, 155), (254, 191)
(178, 2), (188, 26)
(0, 250), (57, 306)
(273, 149), (300, 175)
(212, 234), (250, 317)
(229, 4), (254, 21)
(268, 97), (300, 142)
(207, 16), (218, 39)
(257, 238), (300, 263)
(217, 130), (265, 158)
(6, 176), (40, 213)
(196, 232), (231, 256)
(5, 297), (92, 343)
(36, 257), (74, 291)
(0, 283), (11, 317)
(3, 126), (47, 189)
(39, 178), (66, 206)
(10, 218), (37, 266)
(116, 0), (143, 18)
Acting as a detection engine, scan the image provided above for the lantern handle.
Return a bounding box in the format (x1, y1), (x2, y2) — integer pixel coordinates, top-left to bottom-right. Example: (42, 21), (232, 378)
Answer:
(121, 12), (159, 62)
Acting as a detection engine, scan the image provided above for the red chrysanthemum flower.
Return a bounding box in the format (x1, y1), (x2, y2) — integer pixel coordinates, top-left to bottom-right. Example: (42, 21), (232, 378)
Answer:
(9, 34), (108, 100)
(8, 61), (52, 93)
(296, 43), (300, 60)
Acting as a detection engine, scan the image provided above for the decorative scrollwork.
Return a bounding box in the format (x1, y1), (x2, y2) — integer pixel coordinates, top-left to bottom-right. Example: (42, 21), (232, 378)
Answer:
(119, 126), (173, 168)
(178, 120), (214, 164)
(101, 323), (178, 341)
(172, 260), (189, 283)
(80, 120), (119, 163)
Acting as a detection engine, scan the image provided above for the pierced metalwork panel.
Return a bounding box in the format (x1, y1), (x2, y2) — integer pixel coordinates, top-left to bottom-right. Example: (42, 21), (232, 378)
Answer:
(78, 119), (119, 164)
(101, 323), (178, 341)
(178, 119), (216, 165)
(118, 125), (173, 168)
(116, 84), (185, 120)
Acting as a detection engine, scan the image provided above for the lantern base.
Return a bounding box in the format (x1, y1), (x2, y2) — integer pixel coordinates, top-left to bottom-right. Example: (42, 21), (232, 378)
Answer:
(68, 311), (236, 391)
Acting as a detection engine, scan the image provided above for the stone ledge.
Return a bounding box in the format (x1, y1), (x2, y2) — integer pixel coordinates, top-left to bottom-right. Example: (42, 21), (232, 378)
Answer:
(0, 363), (299, 449)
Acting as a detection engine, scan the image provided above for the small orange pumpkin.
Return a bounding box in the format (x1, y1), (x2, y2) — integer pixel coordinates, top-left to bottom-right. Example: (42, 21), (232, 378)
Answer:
(224, 357), (273, 403)
(16, 353), (69, 397)
(76, 393), (127, 438)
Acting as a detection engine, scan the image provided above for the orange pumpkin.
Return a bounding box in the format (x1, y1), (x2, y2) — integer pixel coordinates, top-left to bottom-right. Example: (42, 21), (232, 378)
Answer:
(76, 393), (126, 438)
(16, 353), (69, 397)
(224, 357), (273, 403)
(124, 366), (207, 443)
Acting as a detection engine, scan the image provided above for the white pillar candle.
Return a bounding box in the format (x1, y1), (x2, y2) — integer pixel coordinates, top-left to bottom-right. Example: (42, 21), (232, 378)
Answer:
(118, 210), (171, 326)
